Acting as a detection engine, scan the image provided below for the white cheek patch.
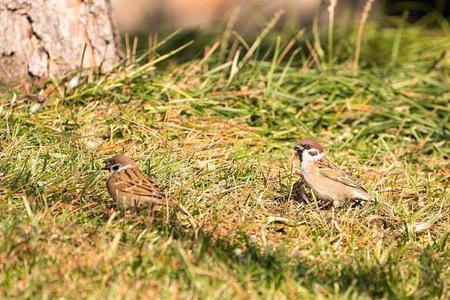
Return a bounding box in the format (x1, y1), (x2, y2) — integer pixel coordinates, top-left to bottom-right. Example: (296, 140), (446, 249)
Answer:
(302, 151), (325, 162)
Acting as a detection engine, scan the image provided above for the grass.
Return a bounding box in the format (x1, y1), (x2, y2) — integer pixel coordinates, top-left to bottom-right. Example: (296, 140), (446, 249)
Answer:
(0, 13), (449, 299)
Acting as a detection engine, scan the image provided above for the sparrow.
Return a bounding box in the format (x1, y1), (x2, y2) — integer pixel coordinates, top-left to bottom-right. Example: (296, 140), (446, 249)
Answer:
(294, 138), (374, 206)
(103, 155), (194, 221)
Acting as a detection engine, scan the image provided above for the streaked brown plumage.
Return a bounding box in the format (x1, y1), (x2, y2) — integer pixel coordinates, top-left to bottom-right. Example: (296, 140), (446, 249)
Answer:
(294, 138), (374, 206)
(103, 155), (192, 218)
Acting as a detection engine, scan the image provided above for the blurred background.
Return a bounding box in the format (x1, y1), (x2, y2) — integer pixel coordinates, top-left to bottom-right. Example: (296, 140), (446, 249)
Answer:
(111, 0), (449, 34)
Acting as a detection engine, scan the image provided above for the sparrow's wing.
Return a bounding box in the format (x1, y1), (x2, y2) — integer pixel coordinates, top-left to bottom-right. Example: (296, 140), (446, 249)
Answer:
(316, 159), (368, 192)
(110, 168), (169, 206)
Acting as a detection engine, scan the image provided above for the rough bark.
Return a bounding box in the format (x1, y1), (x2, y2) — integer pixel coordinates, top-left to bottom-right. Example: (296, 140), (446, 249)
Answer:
(0, 0), (121, 83)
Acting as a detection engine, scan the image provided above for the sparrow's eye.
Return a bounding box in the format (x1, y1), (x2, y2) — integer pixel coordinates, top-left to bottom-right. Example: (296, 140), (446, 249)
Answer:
(111, 164), (120, 171)
(303, 144), (311, 150)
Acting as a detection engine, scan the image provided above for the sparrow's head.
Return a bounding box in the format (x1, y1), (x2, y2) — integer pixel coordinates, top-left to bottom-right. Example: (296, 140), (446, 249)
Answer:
(103, 155), (137, 173)
(294, 138), (324, 162)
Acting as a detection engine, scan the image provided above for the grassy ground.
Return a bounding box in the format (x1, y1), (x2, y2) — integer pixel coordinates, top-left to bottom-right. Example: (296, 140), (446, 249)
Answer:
(0, 15), (449, 299)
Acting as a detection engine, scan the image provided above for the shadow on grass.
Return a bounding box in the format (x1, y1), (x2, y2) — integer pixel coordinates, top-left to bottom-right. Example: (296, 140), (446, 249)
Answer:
(146, 213), (445, 299)
(1, 193), (446, 299)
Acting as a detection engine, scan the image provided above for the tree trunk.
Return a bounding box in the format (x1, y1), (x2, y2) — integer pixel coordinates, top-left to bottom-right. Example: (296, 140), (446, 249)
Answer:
(0, 0), (121, 83)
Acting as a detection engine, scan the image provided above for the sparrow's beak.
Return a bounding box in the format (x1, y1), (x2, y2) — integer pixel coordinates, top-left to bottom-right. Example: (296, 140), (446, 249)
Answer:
(294, 145), (303, 152)
(102, 160), (111, 171)
(294, 145), (303, 159)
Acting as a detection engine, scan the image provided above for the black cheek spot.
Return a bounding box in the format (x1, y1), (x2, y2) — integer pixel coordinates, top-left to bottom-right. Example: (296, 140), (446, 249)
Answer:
(309, 150), (318, 156)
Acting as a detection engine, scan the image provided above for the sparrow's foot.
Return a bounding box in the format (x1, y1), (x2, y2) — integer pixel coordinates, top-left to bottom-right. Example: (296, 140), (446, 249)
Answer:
(290, 179), (313, 204)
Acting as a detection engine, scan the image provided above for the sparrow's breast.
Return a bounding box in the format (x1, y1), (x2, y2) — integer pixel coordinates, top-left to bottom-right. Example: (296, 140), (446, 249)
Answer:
(301, 161), (346, 202)
(106, 173), (135, 208)
(301, 162), (324, 195)
(106, 175), (118, 201)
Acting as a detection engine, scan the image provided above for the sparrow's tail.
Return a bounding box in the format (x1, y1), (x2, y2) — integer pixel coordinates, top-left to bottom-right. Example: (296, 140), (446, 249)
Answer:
(355, 194), (395, 212)
(354, 190), (376, 205)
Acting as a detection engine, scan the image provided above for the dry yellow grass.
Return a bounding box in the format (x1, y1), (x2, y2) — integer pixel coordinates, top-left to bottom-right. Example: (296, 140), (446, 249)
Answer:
(0, 15), (449, 299)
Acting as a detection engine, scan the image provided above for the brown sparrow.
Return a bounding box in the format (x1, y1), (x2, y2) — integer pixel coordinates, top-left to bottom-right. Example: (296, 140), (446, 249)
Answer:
(294, 138), (374, 206)
(103, 155), (194, 220)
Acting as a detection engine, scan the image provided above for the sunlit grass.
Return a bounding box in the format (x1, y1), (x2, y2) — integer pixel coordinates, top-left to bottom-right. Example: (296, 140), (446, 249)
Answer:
(0, 17), (449, 299)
